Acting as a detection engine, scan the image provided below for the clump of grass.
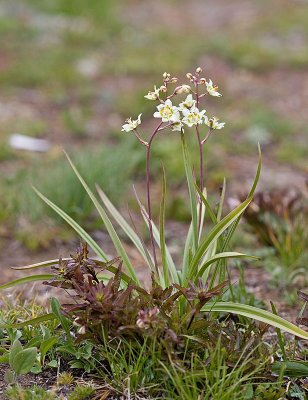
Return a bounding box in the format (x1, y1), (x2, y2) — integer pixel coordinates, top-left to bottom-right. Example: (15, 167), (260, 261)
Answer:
(68, 384), (95, 400)
(5, 385), (56, 400)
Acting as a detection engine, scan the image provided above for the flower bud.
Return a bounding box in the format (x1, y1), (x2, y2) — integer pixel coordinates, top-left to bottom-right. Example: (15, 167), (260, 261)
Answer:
(163, 72), (170, 80)
(199, 78), (206, 84)
(160, 85), (168, 92)
(170, 77), (178, 83)
(196, 67), (202, 74)
(186, 73), (193, 80)
(175, 84), (191, 94)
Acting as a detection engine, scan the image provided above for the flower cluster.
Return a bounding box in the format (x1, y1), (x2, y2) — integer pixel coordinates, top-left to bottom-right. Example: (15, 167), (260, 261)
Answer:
(122, 68), (225, 137)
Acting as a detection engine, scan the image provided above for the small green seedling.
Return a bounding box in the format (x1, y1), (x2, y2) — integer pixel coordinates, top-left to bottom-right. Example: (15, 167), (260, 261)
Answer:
(6, 339), (37, 383)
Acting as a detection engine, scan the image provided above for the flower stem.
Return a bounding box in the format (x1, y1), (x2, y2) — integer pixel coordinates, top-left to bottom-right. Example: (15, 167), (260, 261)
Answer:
(146, 122), (163, 275)
(195, 83), (204, 237)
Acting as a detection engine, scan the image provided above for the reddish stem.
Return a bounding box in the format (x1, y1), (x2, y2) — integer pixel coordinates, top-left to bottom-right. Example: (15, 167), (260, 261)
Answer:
(194, 83), (204, 236)
(146, 121), (163, 273)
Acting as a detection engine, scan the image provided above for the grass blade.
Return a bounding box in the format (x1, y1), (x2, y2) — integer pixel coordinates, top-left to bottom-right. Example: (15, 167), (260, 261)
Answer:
(221, 144), (262, 253)
(181, 132), (198, 253)
(216, 178), (226, 222)
(64, 152), (139, 284)
(0, 313), (56, 329)
(187, 197), (252, 283)
(96, 184), (153, 269)
(159, 165), (169, 287)
(141, 207), (178, 284)
(202, 302), (308, 340)
(12, 259), (64, 270)
(0, 274), (55, 290)
(195, 252), (257, 281)
(33, 187), (108, 262)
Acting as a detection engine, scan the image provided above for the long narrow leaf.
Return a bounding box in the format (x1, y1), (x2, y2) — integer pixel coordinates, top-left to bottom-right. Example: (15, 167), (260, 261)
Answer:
(195, 252), (257, 281)
(159, 165), (169, 287)
(143, 213), (178, 283)
(96, 185), (153, 270)
(195, 185), (218, 224)
(187, 197), (252, 283)
(0, 274), (55, 290)
(12, 259), (64, 270)
(217, 178), (226, 222)
(134, 187), (178, 284)
(221, 145), (262, 253)
(33, 188), (108, 262)
(181, 133), (198, 252)
(202, 302), (308, 340)
(0, 313), (56, 329)
(12, 258), (133, 285)
(182, 194), (205, 279)
(64, 152), (139, 284)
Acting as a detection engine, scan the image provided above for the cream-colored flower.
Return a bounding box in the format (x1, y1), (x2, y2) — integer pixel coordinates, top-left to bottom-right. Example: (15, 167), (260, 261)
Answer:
(121, 113), (142, 132)
(205, 79), (222, 97)
(204, 116), (225, 130)
(179, 94), (196, 112)
(171, 113), (184, 132)
(182, 107), (206, 127)
(144, 86), (160, 100)
(153, 99), (180, 122)
(171, 120), (184, 132)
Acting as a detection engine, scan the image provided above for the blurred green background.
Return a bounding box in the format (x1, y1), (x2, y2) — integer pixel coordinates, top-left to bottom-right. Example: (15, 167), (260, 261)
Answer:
(0, 0), (307, 252)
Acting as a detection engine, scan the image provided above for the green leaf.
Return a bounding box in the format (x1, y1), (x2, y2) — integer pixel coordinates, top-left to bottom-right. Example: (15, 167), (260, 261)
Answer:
(64, 152), (139, 284)
(272, 361), (308, 378)
(248, 144), (262, 198)
(40, 337), (58, 364)
(47, 359), (58, 368)
(0, 353), (9, 363)
(220, 145), (262, 253)
(202, 302), (308, 340)
(11, 347), (38, 375)
(195, 185), (218, 225)
(33, 187), (108, 262)
(96, 185), (154, 270)
(182, 192), (206, 280)
(0, 313), (56, 329)
(181, 132), (198, 252)
(216, 178), (226, 222)
(187, 197), (252, 283)
(51, 298), (71, 340)
(9, 340), (23, 370)
(141, 207), (178, 284)
(0, 274), (55, 290)
(195, 252), (258, 281)
(159, 165), (169, 287)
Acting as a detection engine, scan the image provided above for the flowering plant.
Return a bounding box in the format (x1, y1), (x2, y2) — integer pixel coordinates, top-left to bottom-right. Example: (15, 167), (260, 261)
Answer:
(2, 68), (308, 341)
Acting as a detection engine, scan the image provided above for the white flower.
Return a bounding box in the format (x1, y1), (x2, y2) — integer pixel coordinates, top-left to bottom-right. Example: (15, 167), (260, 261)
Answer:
(153, 99), (180, 122)
(171, 120), (184, 132)
(179, 94), (196, 112)
(204, 116), (225, 130)
(182, 107), (206, 127)
(121, 114), (142, 132)
(205, 79), (222, 97)
(144, 86), (160, 100)
(170, 113), (184, 132)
